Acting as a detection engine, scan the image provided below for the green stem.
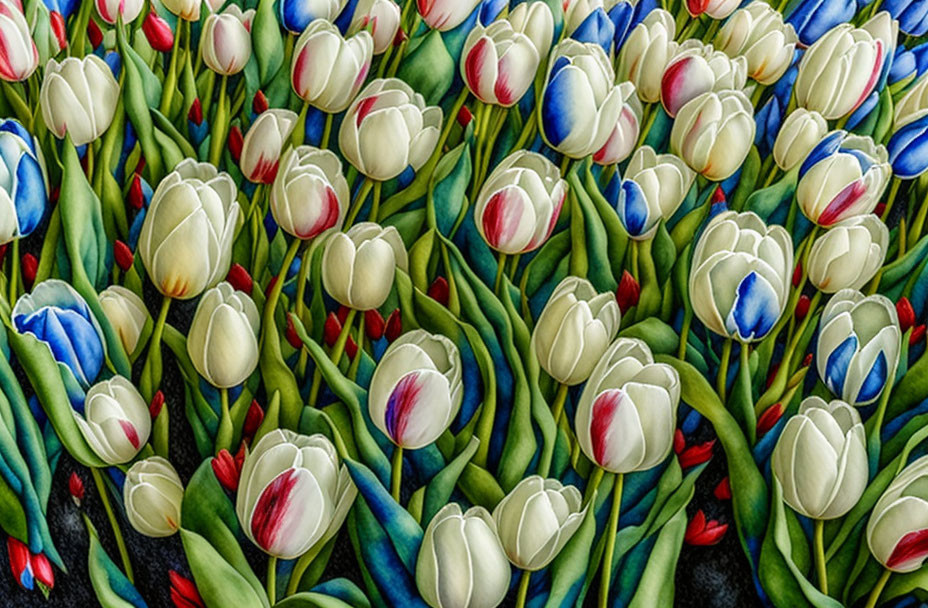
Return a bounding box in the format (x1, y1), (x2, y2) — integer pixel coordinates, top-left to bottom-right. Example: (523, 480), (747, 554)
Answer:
(370, 181), (382, 222)
(347, 313), (365, 380)
(494, 253), (508, 294)
(320, 112), (334, 150)
(583, 467), (604, 507)
(140, 296), (172, 401)
(8, 237), (19, 303)
(717, 338), (733, 404)
(345, 178), (374, 226)
(267, 556), (277, 605)
(216, 387), (232, 454)
(881, 177), (902, 223)
(814, 518), (828, 595)
(90, 468), (134, 583)
(292, 100), (309, 147)
(285, 541), (325, 596)
(598, 473), (624, 608)
(159, 19), (183, 116)
(515, 570), (531, 608)
(636, 105), (658, 148)
(550, 382), (569, 427)
(391, 445), (403, 503)
(864, 568), (891, 608)
(294, 244), (313, 378)
(207, 75), (229, 166)
(677, 308), (692, 360)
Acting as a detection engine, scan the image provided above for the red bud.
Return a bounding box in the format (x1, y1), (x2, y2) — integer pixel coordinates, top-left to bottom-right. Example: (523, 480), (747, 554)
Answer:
(211, 449), (240, 492)
(713, 477), (731, 501)
(337, 305), (350, 325)
(684, 510), (728, 546)
(114, 240), (134, 272)
(457, 105), (473, 127)
(874, 201), (887, 218)
(69, 472), (84, 507)
(324, 312), (342, 347)
(345, 336), (358, 360)
(228, 125), (244, 162)
(188, 98), (203, 126)
(21, 253), (37, 287)
(393, 27), (407, 46)
(285, 314), (303, 350)
(365, 309), (385, 340)
(87, 18), (103, 49)
(234, 442), (246, 470)
(802, 353), (813, 367)
(0, 243), (7, 265)
(226, 263), (253, 294)
(243, 400), (264, 438)
(756, 403), (784, 437)
(792, 261), (802, 287)
(31, 553), (53, 590)
(672, 429), (685, 455)
(128, 174), (144, 210)
(135, 156), (147, 177)
(678, 440), (715, 469)
(142, 9), (174, 53)
(911, 324), (926, 347)
(794, 294), (810, 321)
(765, 362), (780, 389)
(49, 11), (66, 52)
(149, 390), (165, 419)
(615, 270), (640, 314)
(252, 90), (268, 114)
(711, 185), (725, 204)
(7, 538), (31, 590)
(170, 570), (205, 608)
(897, 297), (916, 332)
(385, 308), (402, 342)
(428, 276), (449, 306)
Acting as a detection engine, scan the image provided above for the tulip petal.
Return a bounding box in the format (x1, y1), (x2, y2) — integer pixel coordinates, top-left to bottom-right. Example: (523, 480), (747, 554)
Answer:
(824, 335), (857, 397)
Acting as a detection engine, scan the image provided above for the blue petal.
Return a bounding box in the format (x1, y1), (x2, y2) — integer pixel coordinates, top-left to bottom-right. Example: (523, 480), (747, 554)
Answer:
(479, 0), (507, 24)
(609, 2), (634, 49)
(279, 0), (317, 33)
(617, 180), (649, 236)
(572, 8), (615, 54)
(542, 68), (581, 146)
(890, 46), (916, 84)
(889, 115), (928, 178)
(787, 0), (857, 46)
(857, 350), (888, 403)
(843, 90), (879, 132)
(16, 309), (103, 387)
(13, 153), (47, 237)
(799, 130), (846, 178)
(825, 335), (859, 396)
(726, 271), (780, 340)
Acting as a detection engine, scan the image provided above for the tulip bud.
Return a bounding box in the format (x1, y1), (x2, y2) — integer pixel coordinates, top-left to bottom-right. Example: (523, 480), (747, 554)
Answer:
(817, 289), (901, 405)
(340, 78), (442, 181)
(201, 7), (253, 76)
(795, 294), (811, 321)
(684, 510), (728, 545)
(40, 55), (119, 145)
(98, 285), (150, 357)
(756, 403), (784, 436)
(187, 282), (260, 388)
(690, 211), (793, 342)
(427, 276), (449, 306)
(291, 20), (372, 114)
(492, 476), (585, 571)
(87, 18), (103, 49)
(95, 0), (142, 24)
(169, 570), (205, 608)
(128, 174), (144, 210)
(278, 0), (343, 34)
(322, 222), (408, 311)
(148, 391), (165, 419)
(227, 125), (243, 163)
(617, 10), (677, 103)
(114, 240), (134, 272)
(715, 2), (798, 85)
(143, 9), (174, 52)
(252, 90), (268, 115)
(48, 11), (66, 53)
(19, 254), (35, 289)
(138, 159), (240, 299)
(575, 338), (679, 473)
(660, 41), (747, 118)
(912, 324), (927, 347)
(714, 477), (732, 500)
(461, 20), (540, 108)
(594, 83), (641, 165)
(807, 215), (888, 293)
(416, 503), (511, 608)
(533, 276), (621, 385)
(671, 90), (755, 181)
(888, 112), (928, 180)
(31, 552), (52, 591)
(0, 119), (47, 246)
(0, 0), (38, 82)
(348, 0), (401, 54)
(673, 428), (685, 454)
(211, 449), (240, 492)
(242, 400), (264, 438)
(615, 270), (640, 314)
(240, 109), (297, 184)
(418, 0), (482, 32)
(76, 376), (151, 465)
(323, 312), (342, 347)
(385, 308), (402, 341)
(679, 440), (715, 469)
(284, 314), (303, 350)
(7, 537), (32, 589)
(236, 430), (356, 558)
(124, 456), (183, 537)
(897, 298), (916, 332)
(270, 146), (349, 240)
(226, 263), (252, 294)
(69, 471), (84, 506)
(369, 329), (463, 449)
(364, 309), (385, 341)
(162, 0), (200, 20)
(613, 146), (696, 239)
(772, 109), (828, 172)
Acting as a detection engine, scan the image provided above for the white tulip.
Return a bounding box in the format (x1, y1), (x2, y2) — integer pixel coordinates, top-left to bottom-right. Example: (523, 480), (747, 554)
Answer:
(0, 0), (38, 82)
(98, 286), (150, 357)
(187, 282), (260, 389)
(75, 376), (151, 465)
(201, 6), (254, 76)
(124, 457), (184, 537)
(321, 222), (408, 310)
(773, 109), (828, 171)
(894, 74), (928, 130)
(40, 55), (119, 145)
(807, 215), (889, 293)
(508, 1), (554, 58)
(670, 90), (755, 181)
(715, 1), (798, 85)
(617, 10), (678, 103)
(240, 109), (298, 184)
(291, 20), (373, 113)
(348, 0), (401, 54)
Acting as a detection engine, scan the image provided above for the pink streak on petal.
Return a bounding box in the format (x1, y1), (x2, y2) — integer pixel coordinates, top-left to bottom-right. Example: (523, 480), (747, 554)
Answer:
(591, 389), (625, 467)
(465, 38), (491, 101)
(818, 179), (867, 226)
(887, 528), (928, 571)
(850, 41), (883, 115)
(385, 373), (423, 445)
(119, 420), (140, 449)
(251, 469), (299, 552)
(481, 189), (525, 250)
(300, 186), (341, 239)
(355, 95), (379, 127)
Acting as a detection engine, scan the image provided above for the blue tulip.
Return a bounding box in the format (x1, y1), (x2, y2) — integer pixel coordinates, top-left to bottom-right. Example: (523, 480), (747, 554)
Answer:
(0, 119), (47, 245)
(12, 280), (106, 392)
(889, 45), (918, 84)
(786, 0), (856, 46)
(889, 112), (928, 179)
(881, 0), (928, 36)
(571, 8), (615, 54)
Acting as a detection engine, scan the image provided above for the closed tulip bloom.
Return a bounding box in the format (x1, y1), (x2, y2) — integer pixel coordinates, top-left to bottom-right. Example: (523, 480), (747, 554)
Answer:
(575, 338), (680, 473)
(807, 215), (888, 293)
(532, 276), (621, 386)
(162, 0), (200, 20)
(868, 455), (928, 572)
(614, 146), (695, 240)
(40, 55), (119, 146)
(279, 0), (346, 34)
(291, 20), (373, 113)
(796, 131), (891, 227)
(124, 457), (184, 537)
(492, 476), (584, 571)
(772, 397), (867, 519)
(0, 119), (48, 245)
(187, 282), (260, 389)
(715, 2), (798, 85)
(418, 0), (482, 32)
(894, 74), (928, 130)
(236, 430), (356, 559)
(540, 39), (624, 159)
(795, 23), (886, 120)
(0, 0), (38, 82)
(473, 150), (566, 255)
(348, 0), (401, 54)
(322, 222), (408, 310)
(507, 1), (554, 58)
(690, 211), (793, 342)
(817, 289), (901, 405)
(369, 329), (462, 449)
(686, 0), (739, 19)
(202, 6), (253, 76)
(240, 109), (297, 184)
(882, 0), (928, 36)
(461, 20), (540, 107)
(772, 109), (828, 171)
(339, 78), (442, 181)
(617, 10), (677, 103)
(76, 376), (151, 465)
(138, 159), (240, 300)
(95, 0), (142, 23)
(660, 41), (747, 117)
(416, 503), (511, 608)
(593, 82), (641, 165)
(98, 286), (150, 357)
(270, 146), (349, 240)
(888, 112), (928, 179)
(670, 90), (755, 181)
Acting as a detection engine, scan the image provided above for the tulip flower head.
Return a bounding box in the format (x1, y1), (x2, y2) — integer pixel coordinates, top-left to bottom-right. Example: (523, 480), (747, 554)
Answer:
(240, 109), (297, 184)
(202, 6), (254, 76)
(279, 0), (346, 34)
(686, 0), (739, 19)
(0, 118), (48, 245)
(291, 20), (373, 113)
(670, 90), (756, 181)
(187, 282), (260, 389)
(162, 0), (201, 20)
(660, 40), (748, 118)
(124, 456), (184, 537)
(95, 0), (143, 24)
(617, 9), (678, 103)
(270, 146), (349, 240)
(614, 146), (696, 240)
(76, 376), (151, 465)
(689, 211), (793, 342)
(507, 1), (554, 59)
(98, 286), (150, 359)
(868, 455), (928, 572)
(715, 2), (798, 85)
(807, 215), (889, 293)
(473, 150), (567, 255)
(236, 429), (356, 559)
(461, 19), (541, 107)
(816, 289), (901, 405)
(40, 55), (120, 145)
(0, 0), (39, 82)
(888, 112), (928, 179)
(594, 82), (641, 165)
(772, 109), (828, 172)
(348, 0), (401, 54)
(322, 222), (408, 310)
(417, 0), (482, 32)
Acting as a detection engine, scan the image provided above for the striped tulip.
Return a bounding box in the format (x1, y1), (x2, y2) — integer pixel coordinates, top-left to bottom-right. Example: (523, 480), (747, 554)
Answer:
(348, 0), (401, 55)
(685, 0), (739, 19)
(95, 0), (142, 24)
(76, 376), (151, 465)
(291, 20), (373, 113)
(715, 1), (798, 85)
(270, 146), (349, 240)
(868, 455), (928, 572)
(614, 146), (695, 240)
(0, 0), (37, 82)
(617, 10), (677, 103)
(660, 40), (747, 117)
(240, 109), (297, 184)
(124, 457), (184, 537)
(417, 0), (482, 32)
(461, 20), (540, 107)
(670, 90), (755, 181)
(593, 82), (641, 165)
(201, 6), (253, 76)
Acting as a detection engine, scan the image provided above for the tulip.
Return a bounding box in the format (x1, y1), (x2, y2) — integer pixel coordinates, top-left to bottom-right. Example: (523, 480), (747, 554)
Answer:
(507, 1), (554, 59)
(270, 146), (349, 240)
(416, 503), (511, 608)
(291, 20), (373, 113)
(888, 112), (928, 179)
(240, 109), (297, 184)
(795, 22), (887, 120)
(796, 131), (891, 227)
(75, 376), (150, 465)
(895, 74), (928, 130)
(563, 0), (601, 35)
(95, 0), (142, 23)
(348, 0), (401, 54)
(98, 286), (150, 358)
(69, 471), (84, 506)
(169, 570), (205, 608)
(0, 119), (48, 245)
(715, 2), (798, 85)
(162, 0), (200, 20)
(807, 215), (889, 293)
(226, 263), (252, 294)
(473, 150), (567, 255)
(279, 0), (345, 33)
(612, 146), (695, 239)
(817, 288), (901, 405)
(12, 279), (106, 389)
(142, 9), (174, 52)
(617, 9), (677, 103)
(31, 552), (52, 591)
(787, 0), (855, 46)
(532, 276), (621, 386)
(7, 537), (32, 589)
(772, 396), (867, 519)
(492, 476), (585, 571)
(201, 6), (253, 76)
(571, 7), (615, 54)
(236, 429), (356, 559)
(0, 0), (38, 82)
(418, 0), (482, 32)
(670, 90), (755, 181)
(881, 0), (928, 36)
(575, 338), (680, 473)
(461, 20), (540, 107)
(616, 270), (641, 313)
(868, 454), (928, 572)
(686, 0), (739, 19)
(40, 55), (119, 146)
(187, 282), (260, 389)
(689, 211), (793, 342)
(540, 39), (625, 159)
(138, 159), (240, 300)
(772, 109), (828, 172)
(660, 41), (747, 117)
(369, 329), (463, 449)
(593, 82), (641, 165)
(124, 456), (184, 537)
(684, 510), (728, 545)
(322, 222), (408, 310)
(679, 439), (715, 469)
(339, 78), (442, 181)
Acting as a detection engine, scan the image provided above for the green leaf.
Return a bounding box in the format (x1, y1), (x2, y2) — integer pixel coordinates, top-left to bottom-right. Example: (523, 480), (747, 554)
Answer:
(84, 516), (147, 608)
(253, 0), (284, 84)
(396, 31), (455, 105)
(421, 437), (479, 524)
(627, 508), (688, 608)
(180, 529), (268, 608)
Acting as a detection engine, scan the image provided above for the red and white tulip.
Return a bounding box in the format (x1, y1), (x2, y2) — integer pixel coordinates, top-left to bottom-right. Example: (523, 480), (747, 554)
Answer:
(75, 376), (151, 465)
(594, 82), (641, 165)
(291, 19), (373, 113)
(461, 20), (541, 107)
(95, 0), (143, 24)
(660, 40), (747, 118)
(417, 0), (482, 32)
(271, 146), (349, 240)
(348, 0), (401, 55)
(240, 109), (297, 184)
(0, 0), (37, 82)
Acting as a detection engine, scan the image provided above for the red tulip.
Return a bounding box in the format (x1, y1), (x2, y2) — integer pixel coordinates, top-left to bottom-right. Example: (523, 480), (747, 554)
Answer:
(87, 18), (103, 49)
(243, 400), (264, 439)
(428, 276), (449, 306)
(252, 90), (268, 114)
(615, 270), (640, 314)
(285, 314), (303, 350)
(323, 312), (342, 347)
(385, 308), (402, 342)
(31, 553), (53, 591)
(69, 472), (84, 507)
(792, 261), (803, 287)
(898, 297), (916, 332)
(49, 11), (66, 53)
(169, 570), (205, 608)
(143, 9), (174, 53)
(187, 98), (203, 126)
(912, 324), (926, 347)
(114, 240), (134, 272)
(21, 253), (37, 287)
(672, 429), (685, 455)
(226, 263), (253, 294)
(7, 537), (33, 590)
(365, 309), (385, 340)
(211, 449), (240, 492)
(128, 174), (144, 210)
(794, 294), (810, 321)
(684, 510), (728, 546)
(228, 125), (244, 163)
(756, 403), (784, 437)
(713, 477), (731, 501)
(149, 390), (165, 419)
(345, 336), (358, 360)
(678, 439), (715, 469)
(457, 105), (473, 127)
